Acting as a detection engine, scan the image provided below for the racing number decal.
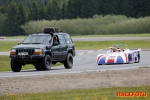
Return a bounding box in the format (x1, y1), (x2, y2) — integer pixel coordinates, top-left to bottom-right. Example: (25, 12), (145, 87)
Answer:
(107, 56), (115, 63)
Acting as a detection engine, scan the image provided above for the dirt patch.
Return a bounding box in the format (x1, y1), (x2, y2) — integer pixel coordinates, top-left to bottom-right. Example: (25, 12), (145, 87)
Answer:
(0, 68), (150, 96)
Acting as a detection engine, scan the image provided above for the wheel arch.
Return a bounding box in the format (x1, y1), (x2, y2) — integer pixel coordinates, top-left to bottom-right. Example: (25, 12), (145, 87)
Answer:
(45, 51), (52, 57)
(67, 49), (73, 55)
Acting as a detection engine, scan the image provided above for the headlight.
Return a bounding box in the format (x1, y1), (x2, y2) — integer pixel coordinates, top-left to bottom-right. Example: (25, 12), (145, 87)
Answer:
(34, 49), (42, 55)
(10, 49), (16, 55)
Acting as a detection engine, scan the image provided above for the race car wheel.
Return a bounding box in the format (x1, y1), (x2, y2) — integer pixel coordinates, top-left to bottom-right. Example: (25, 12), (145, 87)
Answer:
(64, 53), (73, 69)
(137, 53), (140, 63)
(11, 59), (22, 72)
(41, 55), (51, 70)
(128, 54), (132, 63)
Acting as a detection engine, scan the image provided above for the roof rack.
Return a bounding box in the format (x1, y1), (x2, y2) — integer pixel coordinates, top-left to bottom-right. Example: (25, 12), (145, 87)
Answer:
(44, 27), (60, 33)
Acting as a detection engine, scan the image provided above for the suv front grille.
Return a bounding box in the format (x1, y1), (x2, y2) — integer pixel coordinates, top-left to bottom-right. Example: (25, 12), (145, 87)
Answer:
(16, 49), (34, 55)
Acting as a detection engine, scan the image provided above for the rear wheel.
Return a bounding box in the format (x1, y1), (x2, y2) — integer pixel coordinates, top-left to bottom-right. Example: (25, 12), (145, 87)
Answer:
(64, 53), (73, 69)
(41, 55), (52, 70)
(11, 59), (22, 72)
(136, 53), (140, 63)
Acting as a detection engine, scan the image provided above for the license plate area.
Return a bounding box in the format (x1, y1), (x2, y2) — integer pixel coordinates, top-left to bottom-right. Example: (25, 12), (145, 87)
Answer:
(18, 52), (28, 55)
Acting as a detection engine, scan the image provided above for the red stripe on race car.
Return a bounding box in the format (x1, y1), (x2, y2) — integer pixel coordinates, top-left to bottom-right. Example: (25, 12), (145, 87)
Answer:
(97, 55), (104, 63)
(107, 56), (115, 63)
(132, 52), (135, 62)
(124, 53), (128, 62)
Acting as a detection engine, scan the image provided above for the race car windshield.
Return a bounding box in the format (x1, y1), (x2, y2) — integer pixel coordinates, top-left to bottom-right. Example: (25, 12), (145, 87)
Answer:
(22, 35), (51, 44)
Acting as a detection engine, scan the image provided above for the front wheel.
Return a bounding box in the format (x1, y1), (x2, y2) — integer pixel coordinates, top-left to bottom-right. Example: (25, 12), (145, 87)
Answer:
(135, 53), (140, 63)
(64, 53), (73, 69)
(11, 59), (22, 72)
(41, 55), (52, 70)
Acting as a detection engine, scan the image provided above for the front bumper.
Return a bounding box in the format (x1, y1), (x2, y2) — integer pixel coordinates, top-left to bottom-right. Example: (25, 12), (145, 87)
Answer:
(10, 55), (44, 62)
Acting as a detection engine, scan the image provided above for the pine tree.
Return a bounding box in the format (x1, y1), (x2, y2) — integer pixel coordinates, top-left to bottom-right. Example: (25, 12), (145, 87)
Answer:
(66, 0), (74, 19)
(45, 1), (52, 20)
(0, 5), (8, 14)
(80, 0), (99, 18)
(28, 1), (39, 21)
(61, 2), (66, 19)
(51, 0), (61, 20)
(0, 12), (6, 36)
(5, 0), (19, 36)
(18, 1), (27, 25)
(38, 2), (46, 20)
(71, 0), (82, 18)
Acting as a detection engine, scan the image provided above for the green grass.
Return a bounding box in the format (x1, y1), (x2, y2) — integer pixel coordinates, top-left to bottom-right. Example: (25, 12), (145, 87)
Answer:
(0, 56), (62, 72)
(6, 36), (25, 39)
(0, 56), (11, 72)
(0, 40), (150, 51)
(72, 33), (150, 37)
(0, 41), (21, 51)
(0, 86), (149, 100)
(74, 40), (150, 50)
(4, 33), (150, 38)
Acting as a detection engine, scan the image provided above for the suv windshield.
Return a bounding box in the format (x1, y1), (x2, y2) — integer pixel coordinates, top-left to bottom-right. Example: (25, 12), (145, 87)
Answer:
(22, 34), (51, 44)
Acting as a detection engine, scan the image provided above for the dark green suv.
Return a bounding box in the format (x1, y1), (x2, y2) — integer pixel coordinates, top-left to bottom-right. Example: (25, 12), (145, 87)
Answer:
(9, 28), (76, 72)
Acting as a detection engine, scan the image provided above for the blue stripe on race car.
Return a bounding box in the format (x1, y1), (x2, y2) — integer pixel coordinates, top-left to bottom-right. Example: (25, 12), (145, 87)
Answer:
(116, 56), (124, 63)
(98, 57), (106, 64)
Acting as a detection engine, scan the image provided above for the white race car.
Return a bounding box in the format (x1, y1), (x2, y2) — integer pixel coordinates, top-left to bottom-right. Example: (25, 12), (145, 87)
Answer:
(96, 44), (141, 65)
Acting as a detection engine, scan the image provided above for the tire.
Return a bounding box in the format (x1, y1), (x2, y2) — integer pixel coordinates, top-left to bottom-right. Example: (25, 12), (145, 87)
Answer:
(128, 54), (132, 63)
(64, 53), (73, 69)
(137, 53), (140, 63)
(41, 55), (51, 70)
(11, 59), (22, 72)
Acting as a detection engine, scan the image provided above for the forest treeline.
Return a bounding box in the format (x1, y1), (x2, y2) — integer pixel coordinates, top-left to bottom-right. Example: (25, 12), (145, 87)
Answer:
(0, 0), (150, 36)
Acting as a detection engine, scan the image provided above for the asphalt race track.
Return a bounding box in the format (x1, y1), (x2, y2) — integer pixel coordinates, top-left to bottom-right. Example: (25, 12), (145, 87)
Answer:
(0, 37), (150, 77)
(0, 50), (150, 77)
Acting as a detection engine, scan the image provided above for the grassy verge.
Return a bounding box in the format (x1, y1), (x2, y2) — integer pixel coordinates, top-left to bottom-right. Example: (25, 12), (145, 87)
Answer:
(0, 56), (62, 72)
(5, 33), (150, 38)
(74, 40), (150, 50)
(0, 41), (21, 51)
(0, 86), (149, 100)
(0, 40), (150, 51)
(72, 33), (150, 37)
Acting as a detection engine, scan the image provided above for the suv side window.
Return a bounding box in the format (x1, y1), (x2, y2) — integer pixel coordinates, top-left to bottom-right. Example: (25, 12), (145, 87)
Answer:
(64, 34), (73, 44)
(53, 35), (59, 45)
(58, 35), (66, 45)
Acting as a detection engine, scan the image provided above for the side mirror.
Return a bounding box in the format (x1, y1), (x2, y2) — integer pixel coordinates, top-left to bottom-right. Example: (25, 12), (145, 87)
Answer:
(46, 46), (52, 50)
(18, 43), (21, 45)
